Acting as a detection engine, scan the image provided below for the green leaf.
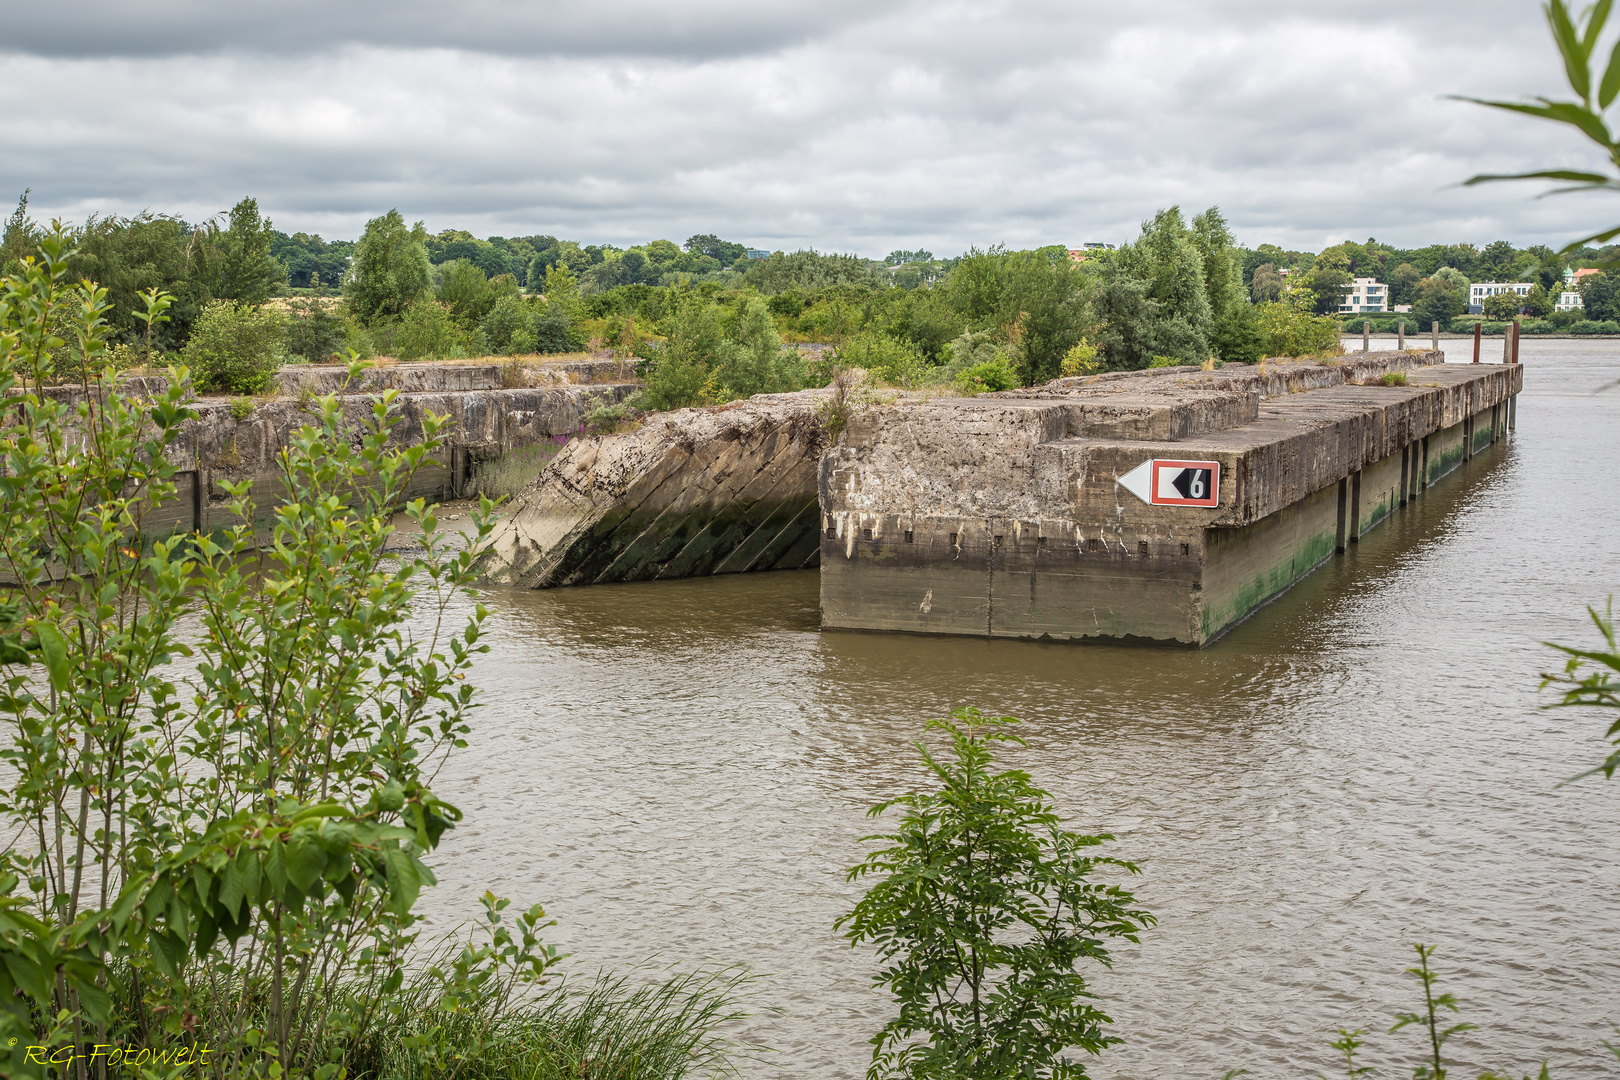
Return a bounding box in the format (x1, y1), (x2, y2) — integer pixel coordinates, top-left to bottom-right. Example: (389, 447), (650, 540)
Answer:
(285, 834), (327, 894)
(74, 979), (113, 1026)
(0, 633), (29, 665)
(1585, 0), (1614, 56)
(1462, 168), (1612, 186)
(384, 848), (421, 918)
(148, 929), (188, 978)
(194, 908), (219, 958)
(264, 839), (289, 894)
(219, 858), (247, 920)
(1, 953), (49, 1003)
(1601, 36), (1620, 107)
(34, 624), (68, 693)
(1549, 0), (1593, 101)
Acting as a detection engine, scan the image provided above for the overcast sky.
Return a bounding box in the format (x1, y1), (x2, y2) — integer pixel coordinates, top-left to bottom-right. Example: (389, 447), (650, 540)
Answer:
(1, 0), (1614, 256)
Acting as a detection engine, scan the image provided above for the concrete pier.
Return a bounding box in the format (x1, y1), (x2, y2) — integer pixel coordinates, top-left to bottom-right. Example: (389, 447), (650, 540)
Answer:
(819, 351), (1520, 644)
(71, 359), (638, 539)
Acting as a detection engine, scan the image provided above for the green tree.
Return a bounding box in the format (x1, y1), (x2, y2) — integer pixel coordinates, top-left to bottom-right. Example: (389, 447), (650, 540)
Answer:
(1414, 277), (1467, 328)
(1250, 263), (1284, 303)
(685, 233), (748, 264)
(284, 298), (345, 363)
(838, 708), (1152, 1080)
(1296, 260), (1354, 315)
(183, 299), (286, 393)
(945, 247), (1091, 383)
(395, 299), (466, 360)
(640, 295), (725, 410)
(1253, 302), (1340, 357)
(1432, 266), (1471, 293)
(210, 196), (286, 305)
(1190, 206), (1246, 325)
(483, 294), (537, 355)
(1481, 290), (1525, 320)
(1580, 269), (1620, 318)
(713, 296), (806, 398)
(1092, 275), (1159, 370)
(1108, 207), (1213, 363)
(438, 258), (498, 324)
(744, 250), (884, 294)
(0, 189), (38, 274)
(1389, 261), (1424, 306)
(345, 209), (432, 324)
(1477, 239), (1521, 280)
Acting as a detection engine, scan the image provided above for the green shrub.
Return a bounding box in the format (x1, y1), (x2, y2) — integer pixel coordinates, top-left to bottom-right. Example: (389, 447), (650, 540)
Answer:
(182, 299), (285, 393)
(712, 297), (809, 397)
(284, 298), (345, 363)
(1571, 319), (1620, 334)
(1060, 340), (1100, 376)
(1148, 355), (1188, 368)
(532, 309), (582, 354)
(837, 331), (932, 388)
(1211, 302), (1265, 364)
(396, 298), (466, 360)
(228, 395), (255, 420)
(1254, 302), (1340, 357)
(481, 295), (535, 355)
(343, 313), (376, 358)
(584, 399), (639, 435)
(956, 356), (1018, 394)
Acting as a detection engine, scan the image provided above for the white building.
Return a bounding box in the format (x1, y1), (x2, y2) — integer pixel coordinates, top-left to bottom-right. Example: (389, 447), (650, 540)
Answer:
(1555, 290), (1584, 312)
(1337, 277), (1387, 313)
(1467, 282), (1532, 314)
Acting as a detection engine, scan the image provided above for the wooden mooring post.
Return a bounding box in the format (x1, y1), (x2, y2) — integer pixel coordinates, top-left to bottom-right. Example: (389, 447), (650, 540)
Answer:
(1397, 320), (1406, 350)
(1362, 320), (1370, 352)
(1473, 321), (1481, 362)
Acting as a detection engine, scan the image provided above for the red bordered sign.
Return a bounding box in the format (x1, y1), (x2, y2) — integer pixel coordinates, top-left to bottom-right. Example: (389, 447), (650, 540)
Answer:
(1117, 459), (1221, 507)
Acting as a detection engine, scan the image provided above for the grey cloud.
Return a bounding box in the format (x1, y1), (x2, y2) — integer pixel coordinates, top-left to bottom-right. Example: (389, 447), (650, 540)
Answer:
(0, 0), (1607, 255)
(1, 0), (893, 59)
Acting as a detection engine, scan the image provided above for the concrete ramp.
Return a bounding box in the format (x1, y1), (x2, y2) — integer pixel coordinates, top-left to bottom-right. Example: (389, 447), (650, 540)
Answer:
(474, 392), (830, 587)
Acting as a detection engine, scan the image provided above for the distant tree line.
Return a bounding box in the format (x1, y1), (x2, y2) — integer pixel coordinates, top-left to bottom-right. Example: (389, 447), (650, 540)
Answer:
(8, 186), (1618, 406)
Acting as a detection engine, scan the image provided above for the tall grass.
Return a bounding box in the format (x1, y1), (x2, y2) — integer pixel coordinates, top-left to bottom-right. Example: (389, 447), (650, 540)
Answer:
(344, 966), (756, 1080)
(469, 441), (569, 500)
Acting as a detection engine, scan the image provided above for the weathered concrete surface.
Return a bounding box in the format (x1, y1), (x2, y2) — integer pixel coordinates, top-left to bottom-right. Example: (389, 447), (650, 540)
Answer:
(101, 356), (632, 402)
(68, 376), (637, 539)
(820, 351), (1523, 645)
(474, 392), (831, 587)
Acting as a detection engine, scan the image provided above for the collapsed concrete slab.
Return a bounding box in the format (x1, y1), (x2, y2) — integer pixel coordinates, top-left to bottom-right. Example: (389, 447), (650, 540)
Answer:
(819, 351), (1522, 645)
(473, 392), (831, 587)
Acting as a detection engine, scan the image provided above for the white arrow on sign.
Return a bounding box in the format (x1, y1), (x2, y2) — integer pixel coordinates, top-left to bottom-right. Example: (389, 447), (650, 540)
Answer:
(1116, 458), (1221, 507)
(1117, 459), (1156, 505)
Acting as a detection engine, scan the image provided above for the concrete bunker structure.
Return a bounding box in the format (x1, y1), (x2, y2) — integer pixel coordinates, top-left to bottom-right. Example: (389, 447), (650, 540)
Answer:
(475, 351), (1521, 646)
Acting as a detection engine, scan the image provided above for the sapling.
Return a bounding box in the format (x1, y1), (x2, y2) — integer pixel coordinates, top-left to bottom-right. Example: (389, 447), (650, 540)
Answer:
(1390, 944), (1474, 1080)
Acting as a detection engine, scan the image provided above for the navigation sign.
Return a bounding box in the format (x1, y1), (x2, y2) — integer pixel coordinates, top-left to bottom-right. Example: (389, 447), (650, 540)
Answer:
(1116, 459), (1220, 508)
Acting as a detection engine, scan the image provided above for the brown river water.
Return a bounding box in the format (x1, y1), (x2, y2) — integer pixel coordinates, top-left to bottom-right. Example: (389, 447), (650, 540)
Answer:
(413, 338), (1620, 1079)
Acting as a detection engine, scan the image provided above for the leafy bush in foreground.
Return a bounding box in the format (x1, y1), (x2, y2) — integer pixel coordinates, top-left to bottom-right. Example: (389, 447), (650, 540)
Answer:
(839, 708), (1152, 1080)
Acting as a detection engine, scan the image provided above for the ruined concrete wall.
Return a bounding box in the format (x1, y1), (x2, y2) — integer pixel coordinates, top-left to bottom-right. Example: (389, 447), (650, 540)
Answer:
(473, 392), (829, 588)
(822, 356), (1523, 645)
(96, 357), (631, 402)
(92, 379), (635, 539)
